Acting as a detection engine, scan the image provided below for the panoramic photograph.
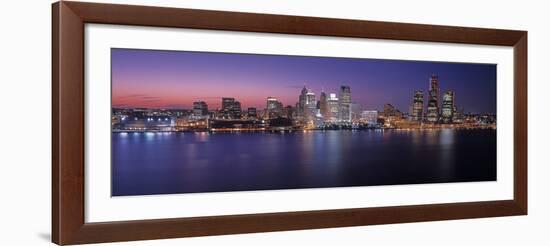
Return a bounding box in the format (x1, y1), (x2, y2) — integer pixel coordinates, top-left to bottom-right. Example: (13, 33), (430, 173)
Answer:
(111, 48), (497, 196)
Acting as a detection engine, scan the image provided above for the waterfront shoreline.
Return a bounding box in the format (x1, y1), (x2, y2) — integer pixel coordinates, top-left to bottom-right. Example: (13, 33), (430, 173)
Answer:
(111, 126), (496, 134)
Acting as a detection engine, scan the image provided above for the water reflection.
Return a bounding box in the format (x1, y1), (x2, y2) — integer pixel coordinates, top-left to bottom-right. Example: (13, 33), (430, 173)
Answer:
(438, 129), (456, 180)
(112, 129), (496, 196)
(440, 129), (455, 146)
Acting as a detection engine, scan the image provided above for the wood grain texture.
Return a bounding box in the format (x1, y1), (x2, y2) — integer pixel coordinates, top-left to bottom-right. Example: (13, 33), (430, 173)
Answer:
(70, 200), (523, 245)
(51, 3), (59, 243)
(513, 34), (528, 213)
(52, 1), (528, 245)
(52, 2), (85, 245)
(62, 1), (525, 46)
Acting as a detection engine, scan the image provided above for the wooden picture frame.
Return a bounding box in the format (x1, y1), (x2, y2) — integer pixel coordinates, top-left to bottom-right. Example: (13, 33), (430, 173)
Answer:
(52, 1), (527, 245)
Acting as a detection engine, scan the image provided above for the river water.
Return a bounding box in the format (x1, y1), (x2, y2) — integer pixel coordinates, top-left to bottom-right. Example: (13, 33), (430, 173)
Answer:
(112, 129), (496, 196)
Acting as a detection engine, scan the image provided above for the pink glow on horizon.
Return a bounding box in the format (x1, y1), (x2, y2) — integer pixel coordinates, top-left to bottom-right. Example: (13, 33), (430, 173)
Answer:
(112, 76), (302, 110)
(111, 48), (497, 113)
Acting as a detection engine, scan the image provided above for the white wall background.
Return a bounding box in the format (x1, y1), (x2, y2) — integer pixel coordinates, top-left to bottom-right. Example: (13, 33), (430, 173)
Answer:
(0, 0), (547, 245)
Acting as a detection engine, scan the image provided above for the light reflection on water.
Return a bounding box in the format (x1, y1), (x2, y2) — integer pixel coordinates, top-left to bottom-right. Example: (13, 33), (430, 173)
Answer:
(438, 129), (456, 180)
(112, 129), (496, 196)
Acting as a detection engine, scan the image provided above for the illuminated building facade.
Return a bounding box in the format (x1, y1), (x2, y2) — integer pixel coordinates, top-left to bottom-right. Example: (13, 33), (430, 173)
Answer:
(426, 74), (440, 123)
(247, 107), (257, 118)
(339, 85), (351, 123)
(231, 101), (241, 119)
(327, 93), (339, 123)
(360, 110), (378, 125)
(192, 101), (208, 116)
(412, 90), (423, 122)
(442, 90), (455, 123)
(221, 97), (235, 119)
(114, 116), (175, 131)
(266, 97), (283, 119)
(306, 91), (316, 122)
(297, 86), (308, 122)
(220, 97), (241, 119)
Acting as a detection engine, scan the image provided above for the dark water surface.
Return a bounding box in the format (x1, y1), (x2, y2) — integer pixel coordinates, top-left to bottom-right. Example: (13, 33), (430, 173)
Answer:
(112, 129), (496, 196)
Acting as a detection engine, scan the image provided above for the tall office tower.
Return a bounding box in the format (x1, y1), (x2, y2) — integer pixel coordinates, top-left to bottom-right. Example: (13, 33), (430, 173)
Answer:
(315, 101), (323, 124)
(247, 107), (257, 118)
(441, 90), (455, 123)
(192, 101), (208, 116)
(426, 74), (440, 123)
(316, 100), (321, 119)
(327, 93), (339, 123)
(298, 86), (308, 121)
(231, 101), (242, 119)
(221, 97), (235, 110)
(282, 105), (294, 119)
(306, 91), (316, 122)
(221, 97), (235, 119)
(266, 97), (281, 119)
(319, 91), (328, 119)
(412, 90), (424, 122)
(339, 85), (351, 123)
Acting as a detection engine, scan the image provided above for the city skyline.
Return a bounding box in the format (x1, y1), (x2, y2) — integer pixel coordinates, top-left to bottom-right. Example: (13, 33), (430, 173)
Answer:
(112, 48), (497, 114)
(111, 48), (497, 196)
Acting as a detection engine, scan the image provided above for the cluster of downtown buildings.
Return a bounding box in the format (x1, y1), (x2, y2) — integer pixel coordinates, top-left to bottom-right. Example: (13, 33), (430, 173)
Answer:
(112, 74), (496, 132)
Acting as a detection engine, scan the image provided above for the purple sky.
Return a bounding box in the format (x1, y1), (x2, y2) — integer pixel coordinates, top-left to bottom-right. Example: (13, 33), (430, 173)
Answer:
(112, 48), (496, 113)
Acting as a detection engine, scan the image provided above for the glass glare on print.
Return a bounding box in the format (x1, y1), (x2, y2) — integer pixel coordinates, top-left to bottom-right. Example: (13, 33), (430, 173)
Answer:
(111, 48), (497, 196)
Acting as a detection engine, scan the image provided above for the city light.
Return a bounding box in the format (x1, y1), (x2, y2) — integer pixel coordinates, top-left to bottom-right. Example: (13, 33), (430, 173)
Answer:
(112, 74), (496, 133)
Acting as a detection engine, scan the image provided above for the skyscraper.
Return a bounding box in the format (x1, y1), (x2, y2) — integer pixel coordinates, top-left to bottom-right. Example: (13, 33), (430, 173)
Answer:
(282, 105), (294, 119)
(412, 90), (423, 122)
(319, 91), (328, 119)
(306, 91), (316, 122)
(220, 97), (241, 119)
(192, 101), (208, 116)
(266, 97), (283, 119)
(327, 93), (339, 123)
(221, 97), (235, 119)
(247, 107), (257, 118)
(298, 86), (308, 122)
(339, 85), (351, 123)
(442, 90), (455, 123)
(221, 97), (235, 110)
(231, 101), (242, 119)
(426, 74), (440, 123)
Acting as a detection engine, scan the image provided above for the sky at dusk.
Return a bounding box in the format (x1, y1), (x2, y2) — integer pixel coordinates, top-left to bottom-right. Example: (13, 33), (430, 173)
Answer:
(112, 48), (496, 114)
